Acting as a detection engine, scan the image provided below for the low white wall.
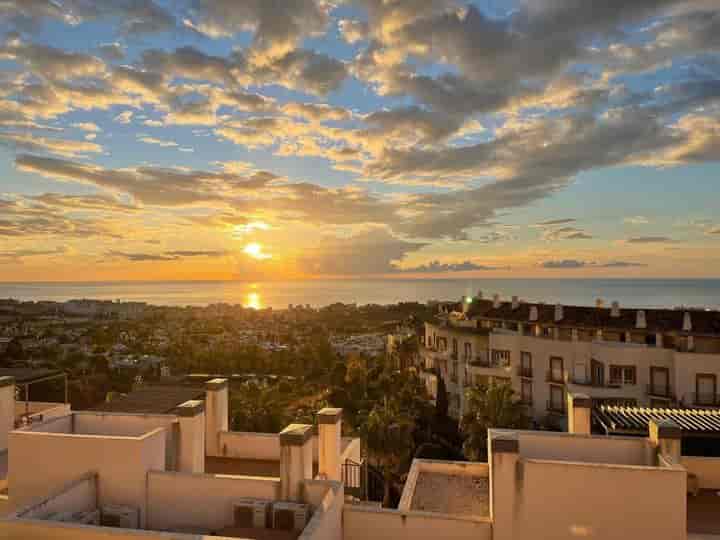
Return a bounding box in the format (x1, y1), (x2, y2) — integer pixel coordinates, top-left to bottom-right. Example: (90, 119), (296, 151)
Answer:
(218, 431), (280, 460)
(73, 412), (176, 438)
(24, 414), (72, 434)
(343, 505), (492, 540)
(519, 431), (651, 466)
(9, 427), (166, 528)
(0, 520), (231, 539)
(682, 456), (720, 489)
(300, 481), (343, 540)
(400, 460), (489, 512)
(15, 473), (97, 520)
(147, 470), (281, 532)
(515, 459), (686, 540)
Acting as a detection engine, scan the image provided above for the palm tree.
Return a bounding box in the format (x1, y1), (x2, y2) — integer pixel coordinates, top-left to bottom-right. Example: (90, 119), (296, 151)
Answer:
(362, 403), (413, 507)
(461, 382), (529, 461)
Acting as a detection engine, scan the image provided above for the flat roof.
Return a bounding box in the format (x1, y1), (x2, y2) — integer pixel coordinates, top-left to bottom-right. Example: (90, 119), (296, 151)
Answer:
(410, 471), (489, 517)
(595, 405), (720, 435)
(86, 386), (205, 414)
(0, 368), (63, 384)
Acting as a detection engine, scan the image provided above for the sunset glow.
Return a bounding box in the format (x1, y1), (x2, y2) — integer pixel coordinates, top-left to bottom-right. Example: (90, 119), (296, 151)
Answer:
(0, 0), (718, 281)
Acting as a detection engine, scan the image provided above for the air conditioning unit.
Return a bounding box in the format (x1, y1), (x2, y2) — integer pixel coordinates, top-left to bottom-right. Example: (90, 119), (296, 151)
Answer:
(272, 502), (311, 532)
(233, 499), (271, 529)
(100, 505), (139, 529)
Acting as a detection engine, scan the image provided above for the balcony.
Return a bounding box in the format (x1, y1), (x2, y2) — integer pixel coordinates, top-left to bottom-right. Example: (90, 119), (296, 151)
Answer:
(568, 376), (622, 389)
(450, 374), (458, 384)
(546, 370), (566, 384)
(450, 351), (458, 360)
(517, 366), (533, 378)
(688, 393), (720, 407)
(519, 397), (533, 406)
(546, 399), (566, 414)
(646, 384), (675, 400)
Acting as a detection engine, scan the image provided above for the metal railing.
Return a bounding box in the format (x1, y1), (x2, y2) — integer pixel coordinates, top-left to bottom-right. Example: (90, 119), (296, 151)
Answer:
(646, 384), (674, 399)
(689, 393), (720, 407)
(517, 366), (533, 378)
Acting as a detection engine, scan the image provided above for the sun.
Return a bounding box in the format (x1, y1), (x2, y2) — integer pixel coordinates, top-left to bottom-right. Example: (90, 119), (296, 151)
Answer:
(243, 242), (271, 260)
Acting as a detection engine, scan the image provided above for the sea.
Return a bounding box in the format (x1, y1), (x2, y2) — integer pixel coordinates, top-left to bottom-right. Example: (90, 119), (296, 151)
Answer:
(0, 279), (719, 311)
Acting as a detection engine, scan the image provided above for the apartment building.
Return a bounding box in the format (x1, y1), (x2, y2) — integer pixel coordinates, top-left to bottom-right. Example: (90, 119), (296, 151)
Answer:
(421, 293), (720, 424)
(2, 373), (718, 540)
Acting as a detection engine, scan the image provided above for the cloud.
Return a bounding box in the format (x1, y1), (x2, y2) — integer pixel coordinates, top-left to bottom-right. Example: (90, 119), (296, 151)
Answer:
(107, 249), (228, 262)
(393, 260), (509, 273)
(71, 122), (100, 132)
(296, 228), (426, 275)
(624, 216), (650, 225)
(707, 227), (720, 235)
(114, 110), (134, 124)
(541, 259), (648, 269)
(541, 226), (593, 241)
(0, 132), (102, 158)
(137, 136), (178, 148)
(536, 218), (576, 227)
(97, 42), (125, 61)
(339, 19), (369, 44)
(625, 236), (676, 244)
(0, 246), (66, 262)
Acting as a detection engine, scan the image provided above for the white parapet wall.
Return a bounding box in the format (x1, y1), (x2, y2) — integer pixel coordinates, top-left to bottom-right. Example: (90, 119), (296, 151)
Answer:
(218, 431), (280, 460)
(146, 470), (281, 532)
(299, 480), (344, 540)
(682, 456), (720, 490)
(343, 504), (492, 540)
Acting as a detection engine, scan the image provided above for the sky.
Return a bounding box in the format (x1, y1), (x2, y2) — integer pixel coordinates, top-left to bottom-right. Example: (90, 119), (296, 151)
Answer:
(0, 0), (718, 281)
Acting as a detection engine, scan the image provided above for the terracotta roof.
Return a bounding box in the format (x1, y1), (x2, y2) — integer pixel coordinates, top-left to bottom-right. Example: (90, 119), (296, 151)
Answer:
(87, 385), (205, 415)
(464, 299), (720, 335)
(594, 405), (720, 435)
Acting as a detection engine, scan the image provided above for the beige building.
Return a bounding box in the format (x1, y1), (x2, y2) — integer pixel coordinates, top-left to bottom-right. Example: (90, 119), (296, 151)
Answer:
(1, 372), (720, 539)
(421, 293), (720, 425)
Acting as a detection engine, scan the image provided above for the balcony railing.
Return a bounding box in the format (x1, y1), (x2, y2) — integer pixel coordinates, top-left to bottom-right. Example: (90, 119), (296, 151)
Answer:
(546, 370), (566, 384)
(517, 366), (533, 378)
(689, 393), (720, 407)
(647, 384), (674, 399)
(547, 400), (566, 414)
(519, 397), (533, 406)
(450, 374), (458, 384)
(568, 376), (622, 389)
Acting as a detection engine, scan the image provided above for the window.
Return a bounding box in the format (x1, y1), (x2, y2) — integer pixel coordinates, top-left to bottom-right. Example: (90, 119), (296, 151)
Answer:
(696, 374), (717, 406)
(591, 359), (604, 387)
(520, 351), (532, 377)
(650, 366), (670, 396)
(549, 385), (564, 412)
(451, 358), (458, 383)
(452, 338), (458, 355)
(464, 342), (472, 360)
(609, 365), (636, 386)
(491, 349), (511, 367)
(521, 379), (533, 404)
(550, 356), (564, 383)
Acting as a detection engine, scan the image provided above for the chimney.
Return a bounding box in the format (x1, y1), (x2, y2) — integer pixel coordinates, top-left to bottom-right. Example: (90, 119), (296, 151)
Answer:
(0, 376), (15, 453)
(205, 378), (229, 457)
(511, 296), (519, 310)
(636, 310), (647, 329)
(567, 393), (591, 435)
(529, 306), (538, 322)
(649, 419), (681, 465)
(280, 423), (314, 501)
(611, 302), (620, 318)
(462, 296), (470, 314)
(554, 303), (563, 322)
(176, 400), (205, 474)
(476, 290), (483, 300)
(683, 312), (692, 332)
(317, 408), (343, 481)
(596, 298), (604, 309)
(493, 294), (501, 309)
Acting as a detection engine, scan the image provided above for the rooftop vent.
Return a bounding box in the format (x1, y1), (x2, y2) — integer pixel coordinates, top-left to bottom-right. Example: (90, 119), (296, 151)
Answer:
(529, 306), (538, 322)
(476, 290), (483, 300)
(636, 310), (647, 329)
(493, 294), (501, 309)
(683, 312), (692, 332)
(511, 296), (519, 310)
(596, 298), (604, 309)
(611, 301), (620, 318)
(554, 303), (564, 322)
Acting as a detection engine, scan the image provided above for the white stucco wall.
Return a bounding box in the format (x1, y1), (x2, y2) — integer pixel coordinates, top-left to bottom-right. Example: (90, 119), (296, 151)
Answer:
(343, 505), (492, 540)
(299, 481), (343, 540)
(14, 473), (97, 520)
(682, 456), (720, 489)
(518, 431), (652, 465)
(218, 431), (280, 460)
(146, 470), (281, 532)
(8, 427), (166, 527)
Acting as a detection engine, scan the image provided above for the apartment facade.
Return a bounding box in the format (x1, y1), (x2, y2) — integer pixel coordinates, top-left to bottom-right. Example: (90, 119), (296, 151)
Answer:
(421, 293), (720, 424)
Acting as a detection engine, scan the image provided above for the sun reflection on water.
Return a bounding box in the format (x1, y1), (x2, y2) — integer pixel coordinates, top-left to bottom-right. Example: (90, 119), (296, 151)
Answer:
(246, 291), (262, 310)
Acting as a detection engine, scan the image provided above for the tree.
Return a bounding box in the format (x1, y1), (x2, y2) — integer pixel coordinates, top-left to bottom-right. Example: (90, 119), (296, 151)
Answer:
(362, 403), (414, 508)
(461, 382), (529, 461)
(435, 370), (448, 420)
